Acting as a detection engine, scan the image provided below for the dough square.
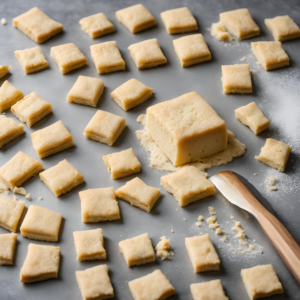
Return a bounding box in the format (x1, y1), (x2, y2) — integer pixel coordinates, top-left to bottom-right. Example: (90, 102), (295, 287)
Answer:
(219, 8), (260, 40)
(265, 15), (300, 41)
(116, 177), (160, 212)
(31, 120), (74, 158)
(115, 4), (156, 34)
(40, 159), (84, 197)
(161, 166), (215, 207)
(255, 138), (292, 172)
(73, 228), (106, 261)
(79, 187), (120, 223)
(128, 38), (167, 69)
(235, 102), (270, 135)
(221, 64), (252, 94)
(110, 78), (153, 111)
(0, 80), (24, 113)
(79, 12), (115, 39)
(241, 264), (284, 300)
(20, 205), (62, 242)
(0, 115), (24, 148)
(160, 7), (198, 34)
(0, 65), (10, 78)
(173, 34), (211, 67)
(51, 43), (87, 74)
(13, 7), (63, 43)
(251, 41), (289, 71)
(11, 91), (52, 128)
(20, 244), (60, 283)
(119, 233), (155, 267)
(84, 110), (126, 146)
(185, 234), (220, 273)
(103, 148), (141, 179)
(90, 41), (125, 74)
(15, 46), (49, 74)
(0, 233), (17, 265)
(76, 265), (114, 300)
(190, 279), (229, 300)
(129, 269), (176, 300)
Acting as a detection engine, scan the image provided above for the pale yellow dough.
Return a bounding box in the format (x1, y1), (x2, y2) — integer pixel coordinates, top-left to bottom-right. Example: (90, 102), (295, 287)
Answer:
(211, 22), (232, 41)
(155, 236), (173, 260)
(0, 115), (24, 148)
(190, 279), (229, 300)
(0, 80), (24, 113)
(0, 233), (17, 265)
(0, 65), (10, 78)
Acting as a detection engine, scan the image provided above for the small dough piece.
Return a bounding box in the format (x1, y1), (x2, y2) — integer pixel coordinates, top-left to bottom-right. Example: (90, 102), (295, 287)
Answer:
(255, 138), (292, 172)
(20, 244), (60, 283)
(265, 15), (300, 41)
(90, 41), (125, 74)
(40, 159), (84, 197)
(128, 38), (167, 69)
(190, 279), (229, 300)
(79, 12), (115, 39)
(31, 120), (74, 158)
(20, 205), (62, 242)
(110, 78), (153, 111)
(0, 115), (24, 148)
(103, 148), (141, 179)
(0, 151), (43, 190)
(79, 187), (120, 223)
(116, 177), (160, 212)
(0, 195), (25, 232)
(0, 80), (24, 113)
(51, 43), (87, 74)
(0, 65), (10, 78)
(220, 8), (260, 40)
(161, 166), (215, 207)
(129, 269), (176, 300)
(116, 4), (156, 33)
(251, 41), (289, 71)
(161, 7), (198, 34)
(119, 233), (155, 267)
(173, 34), (211, 67)
(185, 234), (220, 273)
(221, 64), (252, 94)
(73, 228), (106, 261)
(15, 46), (49, 74)
(11, 91), (52, 128)
(76, 265), (114, 300)
(84, 110), (126, 146)
(241, 264), (284, 300)
(211, 22), (232, 41)
(155, 236), (173, 260)
(13, 7), (63, 43)
(235, 102), (270, 135)
(0, 233), (17, 265)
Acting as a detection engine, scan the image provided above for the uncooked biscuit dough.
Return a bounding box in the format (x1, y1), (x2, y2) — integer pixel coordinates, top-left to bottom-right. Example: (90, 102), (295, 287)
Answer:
(0, 115), (24, 148)
(0, 233), (17, 265)
(0, 80), (24, 113)
(190, 279), (229, 300)
(0, 65), (10, 78)
(211, 22), (232, 41)
(155, 236), (174, 260)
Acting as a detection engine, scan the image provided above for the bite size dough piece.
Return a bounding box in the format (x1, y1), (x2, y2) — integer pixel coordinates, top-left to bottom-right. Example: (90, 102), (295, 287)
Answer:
(51, 43), (87, 74)
(110, 78), (153, 111)
(129, 269), (176, 300)
(0, 233), (17, 265)
(31, 120), (74, 158)
(84, 110), (126, 146)
(173, 34), (211, 67)
(211, 22), (232, 41)
(185, 234), (220, 273)
(20, 244), (60, 283)
(119, 233), (155, 267)
(255, 138), (292, 172)
(76, 265), (114, 300)
(235, 102), (270, 135)
(116, 177), (161, 212)
(115, 4), (156, 33)
(20, 205), (62, 242)
(0, 80), (24, 113)
(0, 65), (10, 78)
(146, 91), (227, 166)
(0, 115), (24, 148)
(251, 41), (289, 71)
(15, 46), (49, 74)
(90, 41), (125, 74)
(161, 166), (215, 207)
(11, 91), (52, 128)
(40, 159), (84, 197)
(79, 187), (120, 223)
(79, 12), (115, 39)
(219, 8), (260, 40)
(13, 7), (63, 43)
(128, 38), (167, 69)
(155, 236), (173, 260)
(241, 264), (284, 300)
(103, 148), (141, 179)
(190, 279), (229, 300)
(161, 7), (198, 34)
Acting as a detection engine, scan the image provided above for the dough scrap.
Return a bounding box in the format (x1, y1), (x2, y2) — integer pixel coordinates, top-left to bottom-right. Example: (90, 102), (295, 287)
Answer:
(0, 233), (17, 265)
(190, 279), (229, 300)
(0, 65), (10, 78)
(155, 236), (174, 260)
(211, 22), (232, 41)
(0, 115), (24, 148)
(0, 80), (24, 113)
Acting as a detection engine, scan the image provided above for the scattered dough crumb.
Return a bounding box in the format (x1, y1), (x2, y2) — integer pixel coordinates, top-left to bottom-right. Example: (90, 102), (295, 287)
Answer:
(221, 235), (227, 242)
(198, 215), (204, 221)
(267, 177), (277, 191)
(253, 173), (257, 176)
(182, 218), (187, 221)
(155, 236), (174, 260)
(38, 197), (43, 200)
(12, 195), (18, 201)
(136, 114), (146, 126)
(249, 244), (255, 250)
(211, 21), (232, 41)
(230, 216), (235, 219)
(239, 239), (248, 246)
(195, 221), (202, 227)
(235, 221), (242, 228)
(209, 223), (219, 229)
(171, 227), (174, 233)
(208, 206), (216, 215)
(240, 56), (246, 61)
(13, 186), (27, 196)
(25, 193), (31, 200)
(207, 216), (216, 224)
(215, 228), (222, 235)
(1, 18), (7, 25)
(235, 230), (246, 239)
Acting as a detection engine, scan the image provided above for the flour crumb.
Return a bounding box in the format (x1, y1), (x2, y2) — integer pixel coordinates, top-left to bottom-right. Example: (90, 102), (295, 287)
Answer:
(207, 216), (217, 224)
(5, 191), (10, 195)
(215, 228), (222, 235)
(1, 18), (7, 25)
(25, 193), (31, 200)
(182, 218), (187, 221)
(155, 236), (174, 260)
(221, 235), (227, 242)
(198, 215), (204, 221)
(249, 244), (255, 250)
(13, 186), (27, 196)
(253, 173), (257, 176)
(239, 239), (248, 246)
(137, 114), (146, 125)
(209, 223), (219, 230)
(208, 206), (216, 215)
(267, 177), (277, 191)
(195, 221), (202, 227)
(230, 216), (235, 219)
(171, 227), (174, 233)
(38, 197), (43, 200)
(211, 21), (232, 41)
(235, 221), (242, 228)
(240, 56), (246, 61)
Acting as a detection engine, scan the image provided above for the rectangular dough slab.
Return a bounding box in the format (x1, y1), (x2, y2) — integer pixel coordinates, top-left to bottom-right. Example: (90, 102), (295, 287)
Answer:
(0, 115), (24, 148)
(190, 279), (229, 300)
(0, 80), (24, 113)
(0, 233), (17, 265)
